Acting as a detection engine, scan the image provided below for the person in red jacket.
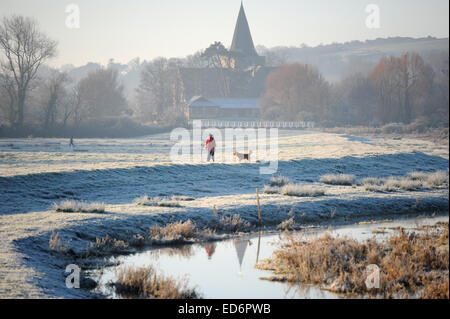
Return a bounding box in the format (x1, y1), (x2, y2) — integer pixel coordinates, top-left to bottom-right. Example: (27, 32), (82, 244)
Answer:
(206, 134), (216, 162)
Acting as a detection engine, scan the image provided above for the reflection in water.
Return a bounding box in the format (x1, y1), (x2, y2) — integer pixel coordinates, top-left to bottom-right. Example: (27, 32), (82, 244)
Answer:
(255, 231), (261, 265)
(150, 245), (194, 259)
(234, 238), (249, 275)
(205, 243), (216, 259)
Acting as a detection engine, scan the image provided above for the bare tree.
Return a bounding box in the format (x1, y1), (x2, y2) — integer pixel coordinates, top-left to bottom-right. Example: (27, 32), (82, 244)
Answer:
(0, 73), (16, 124)
(369, 53), (434, 124)
(261, 63), (330, 122)
(0, 15), (57, 127)
(136, 57), (185, 124)
(76, 68), (127, 119)
(201, 42), (232, 97)
(399, 53), (434, 123)
(40, 70), (69, 129)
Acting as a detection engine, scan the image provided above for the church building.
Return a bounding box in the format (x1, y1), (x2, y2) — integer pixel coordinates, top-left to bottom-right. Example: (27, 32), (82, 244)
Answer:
(183, 3), (275, 121)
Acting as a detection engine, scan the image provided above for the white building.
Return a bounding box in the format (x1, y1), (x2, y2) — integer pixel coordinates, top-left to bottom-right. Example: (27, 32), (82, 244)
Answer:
(188, 96), (260, 120)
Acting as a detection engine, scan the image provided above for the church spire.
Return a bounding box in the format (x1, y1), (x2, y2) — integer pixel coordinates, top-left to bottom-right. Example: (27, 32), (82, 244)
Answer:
(230, 2), (259, 57)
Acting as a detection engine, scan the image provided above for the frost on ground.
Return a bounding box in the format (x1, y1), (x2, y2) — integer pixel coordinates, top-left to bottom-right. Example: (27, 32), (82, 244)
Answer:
(0, 130), (448, 298)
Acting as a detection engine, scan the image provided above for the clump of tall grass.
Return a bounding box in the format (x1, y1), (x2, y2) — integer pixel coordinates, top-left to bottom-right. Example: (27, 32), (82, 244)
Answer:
(257, 222), (449, 298)
(86, 235), (130, 256)
(270, 175), (290, 187)
(150, 220), (197, 240)
(281, 184), (325, 197)
(148, 220), (216, 243)
(216, 214), (251, 233)
(53, 200), (105, 213)
(134, 195), (181, 207)
(425, 171), (449, 188)
(114, 265), (200, 299)
(360, 177), (383, 186)
(264, 182), (326, 197)
(263, 185), (281, 194)
(320, 174), (355, 186)
(361, 171), (449, 192)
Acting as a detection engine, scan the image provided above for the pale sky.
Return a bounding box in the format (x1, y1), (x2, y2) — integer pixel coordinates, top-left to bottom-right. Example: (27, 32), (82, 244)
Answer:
(0, 0), (448, 67)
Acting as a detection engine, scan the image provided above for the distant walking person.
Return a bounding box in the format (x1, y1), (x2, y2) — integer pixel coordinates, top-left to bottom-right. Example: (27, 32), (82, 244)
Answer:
(69, 136), (74, 147)
(206, 134), (216, 162)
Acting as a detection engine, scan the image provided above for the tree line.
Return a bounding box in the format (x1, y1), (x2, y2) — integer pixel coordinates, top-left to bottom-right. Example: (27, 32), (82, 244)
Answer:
(261, 51), (449, 127)
(1, 15), (448, 137)
(0, 16), (233, 136)
(0, 16), (132, 135)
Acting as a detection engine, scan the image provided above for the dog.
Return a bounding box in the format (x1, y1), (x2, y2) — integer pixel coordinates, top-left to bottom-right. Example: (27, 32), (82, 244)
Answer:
(233, 150), (252, 161)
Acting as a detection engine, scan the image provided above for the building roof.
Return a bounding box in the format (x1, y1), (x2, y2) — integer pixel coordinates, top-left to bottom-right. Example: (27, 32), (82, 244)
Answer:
(189, 96), (259, 109)
(230, 3), (259, 57)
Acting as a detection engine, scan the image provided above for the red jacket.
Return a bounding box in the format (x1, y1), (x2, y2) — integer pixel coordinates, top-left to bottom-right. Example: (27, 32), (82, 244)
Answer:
(206, 137), (216, 152)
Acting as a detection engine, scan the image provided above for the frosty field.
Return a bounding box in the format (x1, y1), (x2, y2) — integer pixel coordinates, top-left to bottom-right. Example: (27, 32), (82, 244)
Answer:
(0, 130), (448, 298)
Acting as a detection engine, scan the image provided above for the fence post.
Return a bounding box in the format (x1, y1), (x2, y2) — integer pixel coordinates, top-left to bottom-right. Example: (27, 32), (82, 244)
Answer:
(256, 188), (261, 222)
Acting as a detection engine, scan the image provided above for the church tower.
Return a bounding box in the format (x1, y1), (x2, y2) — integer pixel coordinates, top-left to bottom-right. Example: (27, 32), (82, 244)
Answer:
(228, 2), (265, 69)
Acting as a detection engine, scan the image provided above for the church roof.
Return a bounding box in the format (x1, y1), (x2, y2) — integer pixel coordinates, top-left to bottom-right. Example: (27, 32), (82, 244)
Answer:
(189, 96), (259, 109)
(230, 3), (259, 57)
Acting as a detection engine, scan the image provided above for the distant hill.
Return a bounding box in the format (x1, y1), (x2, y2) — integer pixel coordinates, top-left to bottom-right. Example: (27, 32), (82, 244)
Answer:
(257, 36), (449, 82)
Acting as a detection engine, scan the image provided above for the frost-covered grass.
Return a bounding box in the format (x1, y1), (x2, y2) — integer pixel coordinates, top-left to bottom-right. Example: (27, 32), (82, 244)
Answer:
(134, 195), (181, 207)
(320, 174), (356, 186)
(361, 171), (449, 192)
(148, 220), (216, 243)
(270, 175), (290, 187)
(114, 265), (200, 299)
(425, 171), (450, 188)
(264, 182), (326, 197)
(87, 235), (130, 256)
(52, 200), (105, 213)
(281, 184), (326, 197)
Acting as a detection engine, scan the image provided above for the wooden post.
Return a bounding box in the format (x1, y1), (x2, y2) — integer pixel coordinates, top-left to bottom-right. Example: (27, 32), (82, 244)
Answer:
(256, 188), (261, 221)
